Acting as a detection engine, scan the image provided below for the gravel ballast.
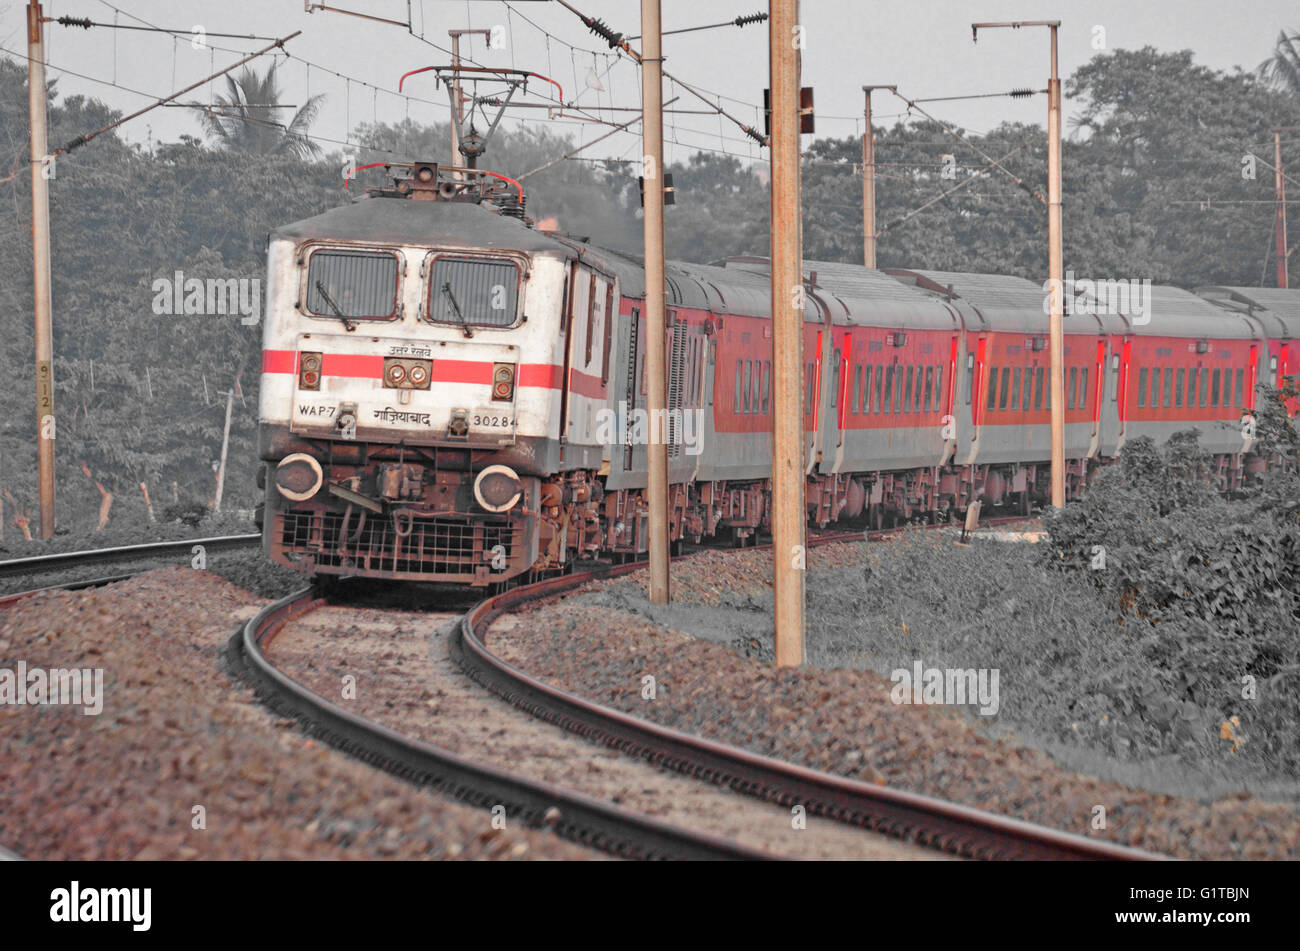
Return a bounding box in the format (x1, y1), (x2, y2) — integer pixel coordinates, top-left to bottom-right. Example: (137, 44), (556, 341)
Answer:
(0, 569), (594, 860)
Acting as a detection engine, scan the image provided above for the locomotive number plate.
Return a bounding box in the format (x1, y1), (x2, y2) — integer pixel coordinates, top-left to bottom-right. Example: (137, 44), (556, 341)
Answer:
(472, 412), (514, 429)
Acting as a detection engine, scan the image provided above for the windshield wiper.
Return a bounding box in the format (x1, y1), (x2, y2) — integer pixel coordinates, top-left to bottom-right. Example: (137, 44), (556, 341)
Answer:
(314, 281), (356, 332)
(441, 282), (474, 338)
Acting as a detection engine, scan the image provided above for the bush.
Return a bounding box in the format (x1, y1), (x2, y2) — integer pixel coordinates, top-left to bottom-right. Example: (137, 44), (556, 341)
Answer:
(1044, 387), (1300, 770)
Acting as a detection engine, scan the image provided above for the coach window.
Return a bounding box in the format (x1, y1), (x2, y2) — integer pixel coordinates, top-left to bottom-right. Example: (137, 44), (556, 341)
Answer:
(935, 366), (944, 412)
(1081, 368), (1090, 409)
(744, 360), (753, 413)
(1011, 367), (1022, 413)
(304, 248), (401, 322)
(1033, 366), (1044, 410)
(872, 365), (883, 414)
(1199, 368), (1209, 408)
(751, 360), (762, 414)
(913, 367), (924, 412)
(851, 365), (862, 413)
(806, 365), (815, 415)
(1163, 368), (1172, 408)
(1211, 369), (1221, 408)
(1234, 368), (1243, 407)
(1221, 368), (1231, 408)
(922, 366), (933, 413)
(426, 254), (523, 329)
(1138, 368), (1148, 409)
(1068, 367), (1078, 410)
(903, 367), (914, 413)
(1151, 368), (1160, 408)
(883, 365), (894, 413)
(762, 361), (771, 414)
(734, 360), (743, 413)
(895, 365), (905, 412)
(1175, 368), (1185, 408)
(986, 366), (998, 411)
(998, 367), (1010, 411)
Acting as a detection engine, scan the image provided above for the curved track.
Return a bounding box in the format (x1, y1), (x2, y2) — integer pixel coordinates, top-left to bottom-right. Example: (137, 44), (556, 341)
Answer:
(227, 588), (779, 860)
(451, 539), (1165, 862)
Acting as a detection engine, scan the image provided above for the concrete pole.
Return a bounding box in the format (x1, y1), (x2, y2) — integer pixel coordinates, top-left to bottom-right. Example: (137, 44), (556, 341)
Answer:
(1047, 23), (1065, 508)
(861, 86), (896, 269)
(973, 20), (1064, 507)
(641, 0), (670, 605)
(1276, 131), (1289, 289)
(450, 33), (463, 171)
(863, 89), (875, 268)
(214, 390), (234, 513)
(770, 0), (805, 667)
(28, 1), (55, 539)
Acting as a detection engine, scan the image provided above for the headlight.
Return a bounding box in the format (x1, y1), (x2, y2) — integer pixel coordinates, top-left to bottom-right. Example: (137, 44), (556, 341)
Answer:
(473, 464), (522, 513)
(275, 453), (324, 502)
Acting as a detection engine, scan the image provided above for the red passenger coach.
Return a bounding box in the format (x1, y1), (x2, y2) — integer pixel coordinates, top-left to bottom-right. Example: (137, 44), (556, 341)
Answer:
(255, 163), (1298, 588)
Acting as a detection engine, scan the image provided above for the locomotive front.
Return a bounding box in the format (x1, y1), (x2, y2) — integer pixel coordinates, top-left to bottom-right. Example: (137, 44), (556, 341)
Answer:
(257, 165), (568, 585)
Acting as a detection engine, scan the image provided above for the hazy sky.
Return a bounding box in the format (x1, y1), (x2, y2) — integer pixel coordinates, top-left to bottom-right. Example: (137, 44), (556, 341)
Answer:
(2, 0), (1295, 171)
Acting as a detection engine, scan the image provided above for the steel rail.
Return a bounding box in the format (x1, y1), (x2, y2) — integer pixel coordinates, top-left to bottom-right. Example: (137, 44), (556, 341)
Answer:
(451, 528), (1167, 862)
(0, 534), (261, 579)
(227, 588), (777, 861)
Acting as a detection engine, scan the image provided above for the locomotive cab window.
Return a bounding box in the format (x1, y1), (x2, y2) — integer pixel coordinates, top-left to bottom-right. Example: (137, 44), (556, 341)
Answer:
(425, 255), (523, 329)
(303, 248), (401, 321)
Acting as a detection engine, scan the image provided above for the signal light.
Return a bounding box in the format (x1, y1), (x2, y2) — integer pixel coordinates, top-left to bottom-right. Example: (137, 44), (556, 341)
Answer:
(492, 363), (516, 402)
(299, 351), (322, 390)
(387, 363), (407, 384)
(408, 364), (428, 385)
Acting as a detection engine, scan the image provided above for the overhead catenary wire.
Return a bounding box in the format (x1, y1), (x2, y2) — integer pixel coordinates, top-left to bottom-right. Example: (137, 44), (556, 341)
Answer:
(877, 143), (1032, 235)
(888, 87), (1046, 205)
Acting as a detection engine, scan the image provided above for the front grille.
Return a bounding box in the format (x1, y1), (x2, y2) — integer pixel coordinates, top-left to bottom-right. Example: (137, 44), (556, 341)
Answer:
(278, 508), (518, 579)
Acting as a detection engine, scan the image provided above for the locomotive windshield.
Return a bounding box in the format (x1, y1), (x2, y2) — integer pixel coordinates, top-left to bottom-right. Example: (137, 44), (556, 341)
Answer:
(426, 255), (521, 329)
(304, 249), (400, 320)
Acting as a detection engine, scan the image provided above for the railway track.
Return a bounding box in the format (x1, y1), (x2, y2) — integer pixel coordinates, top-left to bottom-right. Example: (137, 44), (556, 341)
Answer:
(3, 517), (1160, 860)
(450, 522), (1166, 862)
(228, 589), (781, 860)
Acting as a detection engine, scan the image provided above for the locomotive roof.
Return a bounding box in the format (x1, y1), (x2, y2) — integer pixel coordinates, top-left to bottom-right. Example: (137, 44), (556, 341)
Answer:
(1195, 286), (1300, 339)
(271, 196), (566, 253)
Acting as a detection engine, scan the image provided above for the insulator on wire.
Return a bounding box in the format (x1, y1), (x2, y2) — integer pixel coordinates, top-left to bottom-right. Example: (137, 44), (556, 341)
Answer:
(582, 16), (624, 49)
(734, 13), (768, 27)
(1008, 88), (1036, 98)
(56, 16), (94, 29)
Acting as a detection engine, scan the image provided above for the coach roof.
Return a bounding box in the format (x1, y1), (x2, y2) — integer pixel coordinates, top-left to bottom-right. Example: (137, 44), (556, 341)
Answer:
(1196, 286), (1300, 340)
(271, 196), (567, 254)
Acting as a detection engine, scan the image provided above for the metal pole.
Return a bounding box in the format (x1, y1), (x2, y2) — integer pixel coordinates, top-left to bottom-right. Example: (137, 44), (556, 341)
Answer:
(771, 0), (804, 667)
(1276, 131), (1289, 289)
(1047, 24), (1065, 508)
(641, 0), (670, 605)
(861, 86), (895, 269)
(214, 390), (234, 513)
(28, 1), (55, 540)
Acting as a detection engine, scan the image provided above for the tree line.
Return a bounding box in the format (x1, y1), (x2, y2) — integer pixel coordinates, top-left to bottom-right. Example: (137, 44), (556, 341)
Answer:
(0, 36), (1295, 538)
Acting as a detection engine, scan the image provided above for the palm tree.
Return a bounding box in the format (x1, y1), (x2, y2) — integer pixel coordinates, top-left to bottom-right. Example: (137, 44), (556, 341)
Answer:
(196, 61), (324, 158)
(1259, 30), (1300, 96)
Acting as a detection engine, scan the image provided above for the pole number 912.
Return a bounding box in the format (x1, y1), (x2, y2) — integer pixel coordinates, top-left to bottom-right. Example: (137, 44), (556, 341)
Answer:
(473, 413), (513, 428)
